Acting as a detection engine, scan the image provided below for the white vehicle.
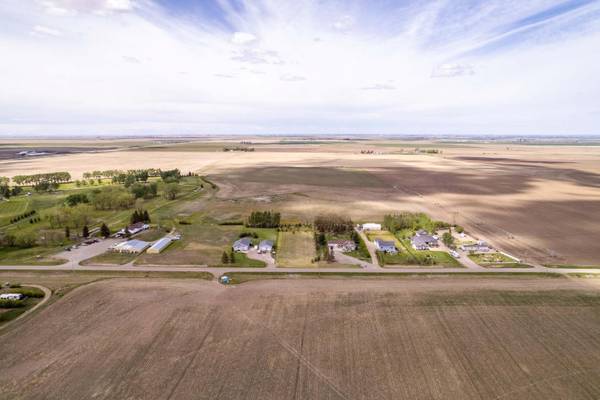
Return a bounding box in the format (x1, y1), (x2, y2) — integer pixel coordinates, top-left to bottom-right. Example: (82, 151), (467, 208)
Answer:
(450, 250), (460, 258)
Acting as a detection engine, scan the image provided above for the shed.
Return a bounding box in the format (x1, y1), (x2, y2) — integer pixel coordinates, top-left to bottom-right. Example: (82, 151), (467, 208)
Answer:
(147, 237), (173, 254)
(362, 223), (381, 231)
(112, 239), (150, 254)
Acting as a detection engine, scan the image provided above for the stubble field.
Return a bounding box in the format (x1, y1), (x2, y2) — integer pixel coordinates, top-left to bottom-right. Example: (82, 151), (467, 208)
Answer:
(1, 277), (600, 399)
(1, 138), (599, 265)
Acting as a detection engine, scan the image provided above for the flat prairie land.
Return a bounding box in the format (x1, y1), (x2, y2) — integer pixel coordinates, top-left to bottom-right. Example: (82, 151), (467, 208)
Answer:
(1, 139), (599, 264)
(276, 230), (316, 267)
(1, 277), (600, 399)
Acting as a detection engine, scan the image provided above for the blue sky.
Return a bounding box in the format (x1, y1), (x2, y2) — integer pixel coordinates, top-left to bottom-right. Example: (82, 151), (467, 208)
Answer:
(0, 0), (599, 136)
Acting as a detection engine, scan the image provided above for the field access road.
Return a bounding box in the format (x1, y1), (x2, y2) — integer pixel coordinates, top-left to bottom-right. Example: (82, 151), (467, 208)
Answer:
(356, 228), (381, 268)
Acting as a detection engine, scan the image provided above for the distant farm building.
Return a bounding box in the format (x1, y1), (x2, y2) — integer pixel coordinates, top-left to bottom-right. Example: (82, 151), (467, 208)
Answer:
(328, 239), (357, 252)
(147, 237), (174, 254)
(112, 239), (150, 254)
(374, 239), (397, 254)
(362, 223), (381, 231)
(258, 240), (274, 253)
(233, 237), (252, 252)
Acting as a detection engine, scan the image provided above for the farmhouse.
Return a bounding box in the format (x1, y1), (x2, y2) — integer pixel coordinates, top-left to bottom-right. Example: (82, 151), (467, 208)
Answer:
(362, 223), (381, 231)
(116, 222), (149, 237)
(0, 293), (24, 300)
(374, 239), (397, 254)
(112, 239), (150, 254)
(258, 240), (274, 253)
(328, 239), (357, 252)
(411, 234), (438, 250)
(147, 237), (173, 254)
(233, 237), (252, 252)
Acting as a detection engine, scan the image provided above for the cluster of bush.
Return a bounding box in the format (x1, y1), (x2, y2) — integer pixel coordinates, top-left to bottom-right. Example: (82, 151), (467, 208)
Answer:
(383, 212), (450, 234)
(314, 214), (353, 234)
(220, 249), (236, 264)
(130, 182), (158, 199)
(0, 232), (37, 248)
(313, 232), (334, 263)
(65, 193), (89, 207)
(9, 210), (36, 224)
(0, 182), (22, 198)
(238, 231), (258, 239)
(246, 211), (281, 228)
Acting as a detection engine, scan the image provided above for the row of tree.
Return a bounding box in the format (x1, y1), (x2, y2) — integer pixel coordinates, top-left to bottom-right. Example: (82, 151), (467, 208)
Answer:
(383, 212), (449, 233)
(246, 211), (281, 228)
(12, 172), (71, 185)
(0, 184), (22, 198)
(314, 214), (353, 234)
(9, 210), (37, 224)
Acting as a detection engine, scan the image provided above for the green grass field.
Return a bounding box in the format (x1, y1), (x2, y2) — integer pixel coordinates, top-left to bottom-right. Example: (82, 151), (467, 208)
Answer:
(276, 230), (316, 267)
(80, 251), (138, 266)
(0, 247), (67, 266)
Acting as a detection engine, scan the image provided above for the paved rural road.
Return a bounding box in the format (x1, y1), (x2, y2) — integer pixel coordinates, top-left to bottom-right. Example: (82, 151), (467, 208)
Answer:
(0, 284), (51, 332)
(0, 264), (599, 275)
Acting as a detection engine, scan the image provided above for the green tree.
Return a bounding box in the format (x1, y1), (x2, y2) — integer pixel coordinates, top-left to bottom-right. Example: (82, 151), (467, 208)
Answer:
(442, 231), (454, 248)
(100, 223), (110, 238)
(221, 251), (229, 264)
(163, 183), (181, 200)
(229, 248), (236, 264)
(82, 225), (89, 238)
(65, 226), (70, 239)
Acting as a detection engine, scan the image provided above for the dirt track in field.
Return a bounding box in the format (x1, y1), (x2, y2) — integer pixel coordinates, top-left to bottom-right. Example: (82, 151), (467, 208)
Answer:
(1, 277), (600, 400)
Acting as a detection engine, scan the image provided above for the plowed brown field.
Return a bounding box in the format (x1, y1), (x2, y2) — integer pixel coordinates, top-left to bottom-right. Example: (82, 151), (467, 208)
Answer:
(1, 277), (600, 400)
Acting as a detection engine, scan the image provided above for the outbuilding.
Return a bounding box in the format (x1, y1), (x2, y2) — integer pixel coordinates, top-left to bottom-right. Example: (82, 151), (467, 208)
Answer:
(328, 239), (357, 252)
(112, 239), (150, 254)
(258, 240), (274, 253)
(362, 223), (381, 231)
(147, 237), (173, 254)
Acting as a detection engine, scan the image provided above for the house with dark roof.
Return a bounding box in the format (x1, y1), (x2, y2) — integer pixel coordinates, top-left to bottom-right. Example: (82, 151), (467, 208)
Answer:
(411, 234), (438, 250)
(258, 240), (274, 253)
(374, 239), (397, 254)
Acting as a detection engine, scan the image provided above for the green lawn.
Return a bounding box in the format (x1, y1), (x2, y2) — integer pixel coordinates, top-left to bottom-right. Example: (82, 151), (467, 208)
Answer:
(544, 264), (600, 269)
(380, 237), (463, 268)
(80, 251), (138, 265)
(0, 246), (67, 266)
(276, 230), (316, 267)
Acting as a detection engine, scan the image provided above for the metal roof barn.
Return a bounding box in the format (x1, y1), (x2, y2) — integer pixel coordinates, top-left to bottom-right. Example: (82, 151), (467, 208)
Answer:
(147, 237), (173, 254)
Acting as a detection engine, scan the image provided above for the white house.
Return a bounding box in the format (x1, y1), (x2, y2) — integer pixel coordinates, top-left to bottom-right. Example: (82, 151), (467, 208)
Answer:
(0, 293), (24, 300)
(233, 237), (252, 252)
(374, 239), (397, 254)
(362, 223), (381, 231)
(258, 240), (274, 253)
(116, 222), (150, 237)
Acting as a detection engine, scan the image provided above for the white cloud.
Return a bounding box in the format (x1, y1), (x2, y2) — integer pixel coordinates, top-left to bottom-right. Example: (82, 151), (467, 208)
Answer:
(332, 15), (354, 31)
(31, 25), (62, 37)
(231, 31), (257, 45)
(431, 63), (475, 78)
(1, 0), (599, 136)
(280, 74), (306, 82)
